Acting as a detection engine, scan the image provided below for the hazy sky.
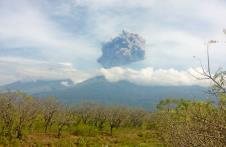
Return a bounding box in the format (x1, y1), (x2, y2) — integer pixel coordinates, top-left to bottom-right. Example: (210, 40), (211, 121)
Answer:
(0, 0), (225, 85)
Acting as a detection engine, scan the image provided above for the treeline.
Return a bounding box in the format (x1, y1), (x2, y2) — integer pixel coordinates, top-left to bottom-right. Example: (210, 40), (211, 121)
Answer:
(0, 92), (148, 140)
(0, 91), (225, 146)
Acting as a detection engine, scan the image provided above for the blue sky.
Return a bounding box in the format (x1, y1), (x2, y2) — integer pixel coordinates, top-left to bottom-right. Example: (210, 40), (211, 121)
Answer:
(0, 0), (226, 85)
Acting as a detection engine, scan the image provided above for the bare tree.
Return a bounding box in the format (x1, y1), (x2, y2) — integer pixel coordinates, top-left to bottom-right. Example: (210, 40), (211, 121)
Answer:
(0, 92), (17, 140)
(193, 33), (226, 95)
(55, 105), (74, 138)
(41, 97), (60, 133)
(76, 102), (96, 124)
(14, 93), (39, 139)
(125, 108), (146, 127)
(106, 106), (127, 135)
(154, 31), (226, 146)
(90, 104), (107, 132)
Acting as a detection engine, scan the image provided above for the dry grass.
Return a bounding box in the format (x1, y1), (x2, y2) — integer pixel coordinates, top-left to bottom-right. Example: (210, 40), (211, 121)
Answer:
(13, 128), (164, 147)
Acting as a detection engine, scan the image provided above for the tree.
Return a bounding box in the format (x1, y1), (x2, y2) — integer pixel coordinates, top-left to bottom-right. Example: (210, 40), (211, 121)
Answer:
(41, 97), (60, 133)
(90, 104), (107, 132)
(125, 108), (146, 127)
(55, 105), (74, 138)
(154, 99), (226, 146)
(75, 102), (96, 124)
(14, 93), (39, 139)
(106, 106), (127, 135)
(193, 31), (226, 95)
(0, 92), (17, 140)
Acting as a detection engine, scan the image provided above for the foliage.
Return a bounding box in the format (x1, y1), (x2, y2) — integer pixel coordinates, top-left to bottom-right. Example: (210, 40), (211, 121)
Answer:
(153, 98), (226, 146)
(0, 91), (225, 146)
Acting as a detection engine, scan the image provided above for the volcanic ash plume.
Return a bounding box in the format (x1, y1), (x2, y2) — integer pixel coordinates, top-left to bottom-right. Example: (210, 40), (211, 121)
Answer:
(98, 30), (146, 68)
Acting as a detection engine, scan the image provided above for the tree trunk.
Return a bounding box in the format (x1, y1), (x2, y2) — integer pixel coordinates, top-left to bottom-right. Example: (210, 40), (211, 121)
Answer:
(57, 125), (64, 138)
(110, 126), (113, 136)
(44, 124), (48, 133)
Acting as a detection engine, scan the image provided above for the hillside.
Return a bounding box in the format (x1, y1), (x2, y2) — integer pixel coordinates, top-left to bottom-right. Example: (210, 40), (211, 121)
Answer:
(0, 76), (208, 110)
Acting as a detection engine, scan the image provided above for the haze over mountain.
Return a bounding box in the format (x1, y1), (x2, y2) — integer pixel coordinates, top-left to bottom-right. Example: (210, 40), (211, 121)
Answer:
(0, 76), (208, 110)
(0, 79), (74, 94)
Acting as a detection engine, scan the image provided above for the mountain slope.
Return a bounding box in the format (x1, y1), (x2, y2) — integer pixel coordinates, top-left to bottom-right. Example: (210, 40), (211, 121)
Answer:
(0, 76), (209, 110)
(34, 76), (208, 110)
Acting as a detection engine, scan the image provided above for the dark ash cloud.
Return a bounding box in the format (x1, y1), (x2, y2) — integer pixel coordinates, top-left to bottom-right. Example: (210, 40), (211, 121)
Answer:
(97, 30), (146, 68)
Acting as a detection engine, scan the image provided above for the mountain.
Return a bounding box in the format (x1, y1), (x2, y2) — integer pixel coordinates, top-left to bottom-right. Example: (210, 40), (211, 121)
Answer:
(0, 76), (209, 110)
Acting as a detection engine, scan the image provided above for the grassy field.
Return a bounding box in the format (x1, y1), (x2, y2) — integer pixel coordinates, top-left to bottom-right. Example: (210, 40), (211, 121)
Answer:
(2, 127), (163, 147)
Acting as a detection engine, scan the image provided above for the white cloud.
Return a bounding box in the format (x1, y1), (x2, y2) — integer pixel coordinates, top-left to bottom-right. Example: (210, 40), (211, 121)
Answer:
(0, 0), (99, 64)
(71, 0), (226, 69)
(100, 67), (210, 86)
(74, 0), (156, 9)
(0, 57), (214, 87)
(0, 0), (225, 85)
(0, 57), (91, 85)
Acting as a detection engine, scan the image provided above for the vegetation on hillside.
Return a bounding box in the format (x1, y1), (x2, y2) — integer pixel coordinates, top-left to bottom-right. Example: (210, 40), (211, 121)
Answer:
(0, 86), (225, 146)
(0, 92), (163, 146)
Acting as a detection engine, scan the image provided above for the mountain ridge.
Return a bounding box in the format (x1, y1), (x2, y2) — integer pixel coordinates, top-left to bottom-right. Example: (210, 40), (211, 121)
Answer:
(0, 76), (209, 110)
